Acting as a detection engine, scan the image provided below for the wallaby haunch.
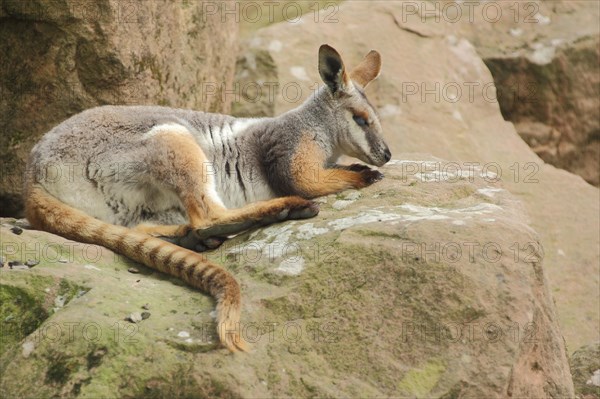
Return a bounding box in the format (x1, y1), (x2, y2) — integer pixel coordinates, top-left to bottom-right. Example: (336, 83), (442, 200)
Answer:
(24, 45), (391, 352)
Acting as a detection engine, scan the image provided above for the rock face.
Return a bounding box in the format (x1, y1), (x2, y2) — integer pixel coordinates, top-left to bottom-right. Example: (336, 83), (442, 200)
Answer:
(485, 37), (599, 187)
(0, 160), (574, 397)
(233, 0), (599, 356)
(570, 343), (600, 398)
(0, 0), (239, 217)
(452, 0), (600, 186)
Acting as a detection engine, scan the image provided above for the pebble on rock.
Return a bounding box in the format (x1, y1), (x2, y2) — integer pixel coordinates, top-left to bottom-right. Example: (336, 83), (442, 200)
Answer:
(8, 261), (29, 270)
(126, 312), (143, 323)
(10, 226), (23, 235)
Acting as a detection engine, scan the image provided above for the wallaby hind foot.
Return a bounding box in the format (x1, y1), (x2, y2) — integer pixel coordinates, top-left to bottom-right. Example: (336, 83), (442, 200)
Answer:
(172, 197), (319, 250)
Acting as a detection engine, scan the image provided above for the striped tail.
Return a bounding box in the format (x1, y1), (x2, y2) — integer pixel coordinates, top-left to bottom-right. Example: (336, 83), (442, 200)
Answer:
(25, 185), (248, 352)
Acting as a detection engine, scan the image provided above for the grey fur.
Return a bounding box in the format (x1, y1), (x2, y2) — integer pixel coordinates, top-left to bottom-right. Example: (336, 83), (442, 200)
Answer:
(26, 48), (390, 229)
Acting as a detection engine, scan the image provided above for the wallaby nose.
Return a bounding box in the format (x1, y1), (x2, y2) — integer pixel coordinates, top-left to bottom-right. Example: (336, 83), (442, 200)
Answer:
(383, 147), (392, 162)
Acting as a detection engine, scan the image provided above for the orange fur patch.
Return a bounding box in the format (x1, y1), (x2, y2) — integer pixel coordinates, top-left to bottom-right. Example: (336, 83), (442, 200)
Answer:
(290, 134), (365, 197)
(150, 131), (218, 223)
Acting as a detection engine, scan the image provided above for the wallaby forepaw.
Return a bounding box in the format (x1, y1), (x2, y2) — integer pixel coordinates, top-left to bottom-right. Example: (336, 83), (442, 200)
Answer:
(359, 168), (384, 186)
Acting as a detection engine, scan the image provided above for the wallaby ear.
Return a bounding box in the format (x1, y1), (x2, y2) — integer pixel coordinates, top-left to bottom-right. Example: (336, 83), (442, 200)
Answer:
(350, 50), (382, 88)
(318, 44), (349, 94)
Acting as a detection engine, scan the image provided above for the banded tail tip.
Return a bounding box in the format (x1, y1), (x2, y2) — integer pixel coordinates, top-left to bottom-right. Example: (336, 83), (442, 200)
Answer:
(218, 324), (250, 353)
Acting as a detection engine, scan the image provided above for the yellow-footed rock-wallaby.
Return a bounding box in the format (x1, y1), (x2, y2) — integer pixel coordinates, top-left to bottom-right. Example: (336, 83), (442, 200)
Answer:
(24, 45), (391, 351)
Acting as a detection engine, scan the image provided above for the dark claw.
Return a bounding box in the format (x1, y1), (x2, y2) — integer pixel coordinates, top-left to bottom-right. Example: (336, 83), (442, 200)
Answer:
(178, 235), (227, 252)
(361, 169), (384, 185)
(177, 233), (205, 250)
(276, 209), (290, 220)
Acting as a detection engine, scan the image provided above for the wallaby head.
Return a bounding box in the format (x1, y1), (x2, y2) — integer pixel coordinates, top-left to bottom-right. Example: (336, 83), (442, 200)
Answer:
(318, 44), (391, 167)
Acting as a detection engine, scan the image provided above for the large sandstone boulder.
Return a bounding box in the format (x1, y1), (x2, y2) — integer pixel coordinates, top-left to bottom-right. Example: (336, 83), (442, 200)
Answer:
(0, 1), (595, 397)
(0, 0), (238, 216)
(232, 0), (599, 359)
(0, 160), (574, 397)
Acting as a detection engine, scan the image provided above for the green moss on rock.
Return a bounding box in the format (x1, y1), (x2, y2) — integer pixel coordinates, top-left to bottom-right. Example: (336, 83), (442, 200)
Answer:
(133, 365), (240, 399)
(397, 358), (446, 397)
(570, 343), (600, 397)
(0, 282), (49, 356)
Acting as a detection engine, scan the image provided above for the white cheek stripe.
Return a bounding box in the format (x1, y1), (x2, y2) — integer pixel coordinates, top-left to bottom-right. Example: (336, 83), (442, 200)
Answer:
(347, 115), (371, 155)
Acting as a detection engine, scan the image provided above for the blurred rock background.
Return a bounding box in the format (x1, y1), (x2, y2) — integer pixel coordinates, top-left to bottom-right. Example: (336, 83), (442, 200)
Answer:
(455, 0), (599, 187)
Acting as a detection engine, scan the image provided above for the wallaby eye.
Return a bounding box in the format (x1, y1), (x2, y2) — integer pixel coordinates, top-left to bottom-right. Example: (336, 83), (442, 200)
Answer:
(353, 115), (369, 127)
